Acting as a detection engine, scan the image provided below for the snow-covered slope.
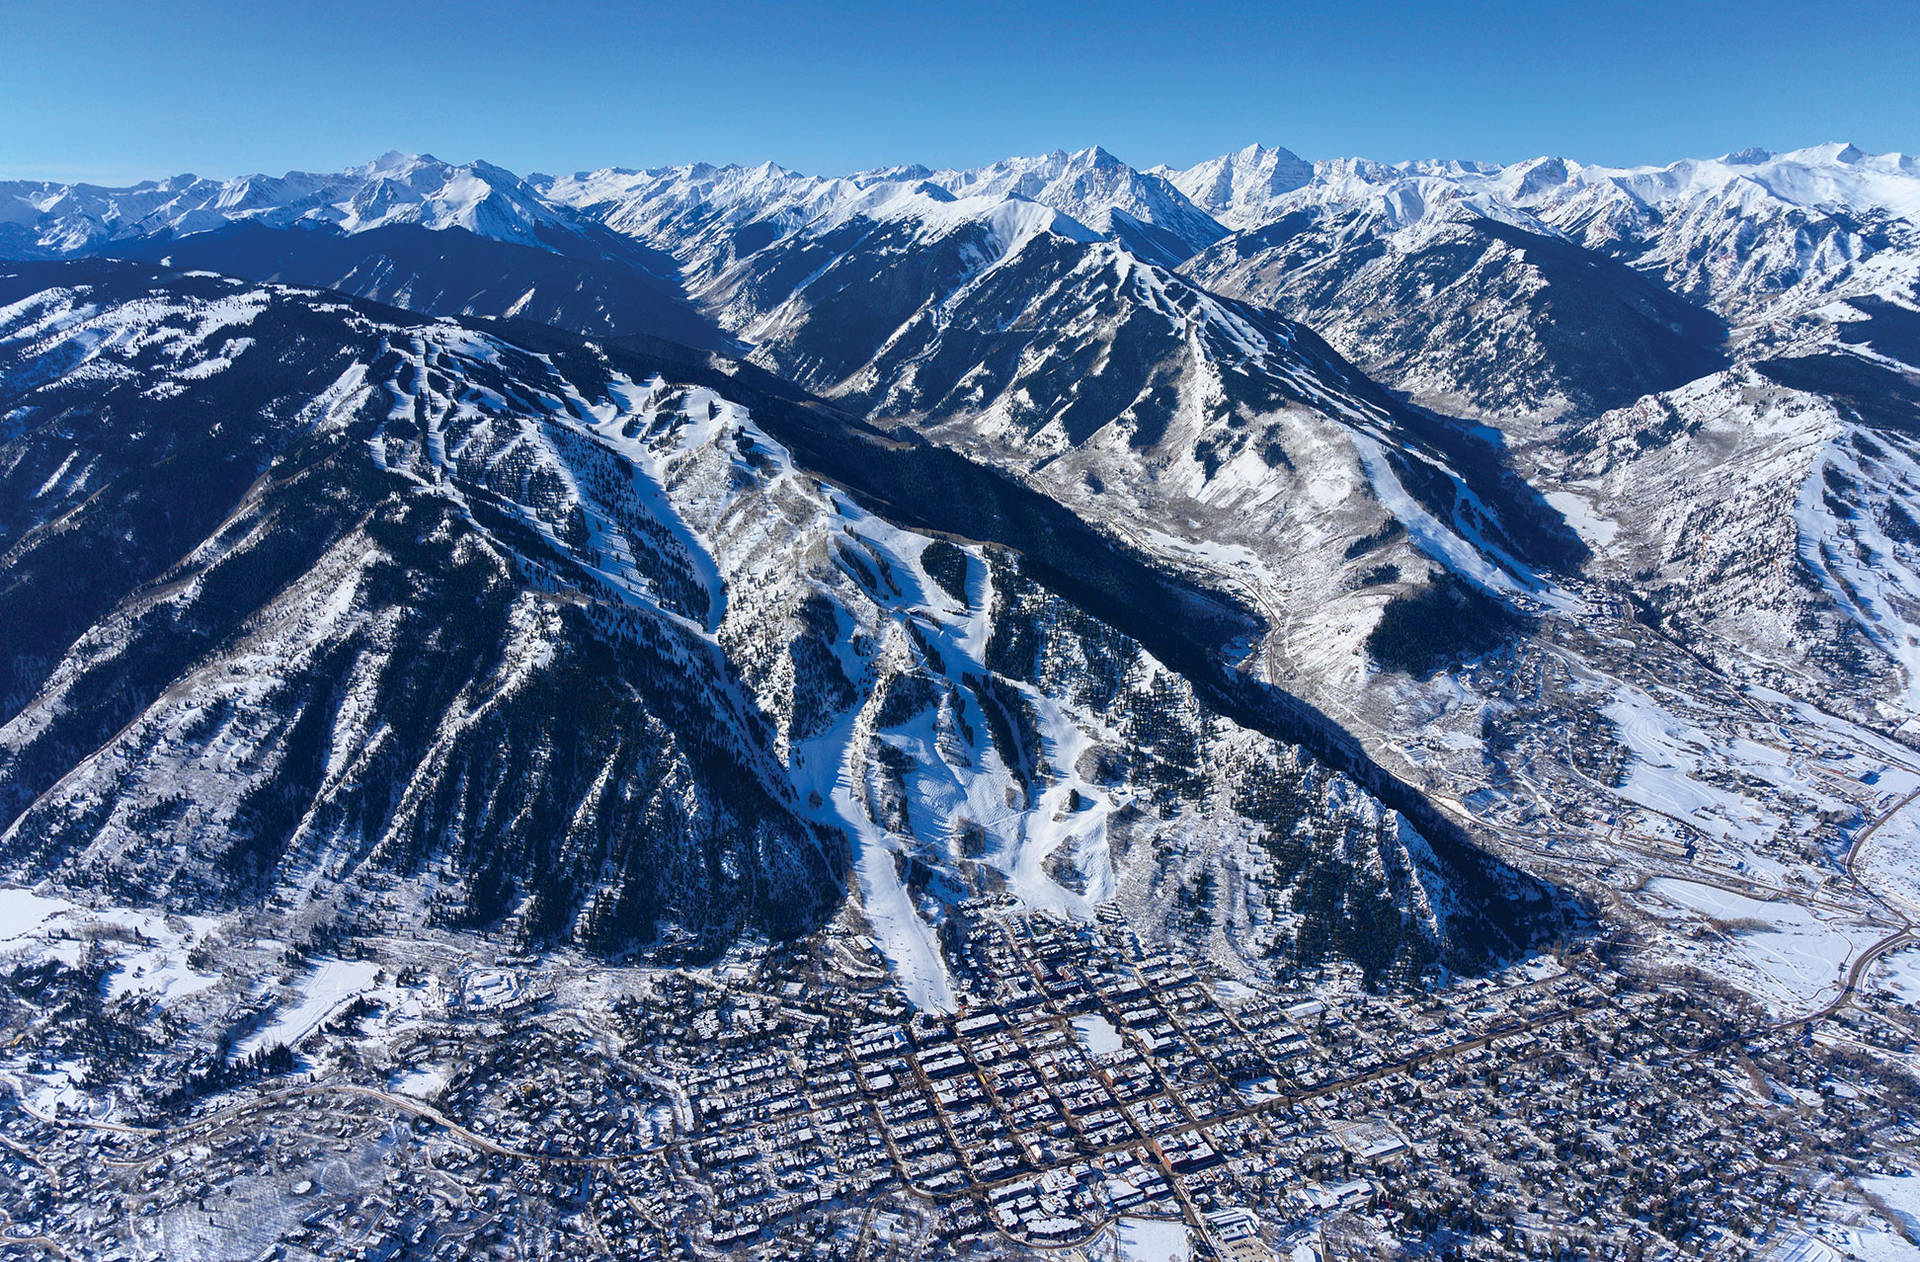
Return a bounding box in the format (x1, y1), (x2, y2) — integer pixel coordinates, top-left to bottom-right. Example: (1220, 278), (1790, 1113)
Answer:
(12, 141), (1914, 340)
(1165, 142), (1920, 720)
(0, 260), (1555, 1004)
(0, 150), (1597, 708)
(1156, 144), (1317, 231)
(1557, 316), (1920, 726)
(1501, 144), (1920, 327)
(1170, 142), (1920, 258)
(1186, 203), (1730, 428)
(13, 141), (1912, 422)
(0, 261), (838, 958)
(0, 155), (722, 348)
(1169, 148), (1519, 235)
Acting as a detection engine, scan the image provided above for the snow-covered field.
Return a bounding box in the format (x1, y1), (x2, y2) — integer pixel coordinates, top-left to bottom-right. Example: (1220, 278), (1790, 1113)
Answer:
(1604, 686), (1806, 851)
(1855, 1174), (1920, 1260)
(0, 885), (222, 999)
(1643, 878), (1874, 1015)
(1543, 488), (1620, 547)
(237, 958), (384, 1057)
(1113, 1216), (1192, 1262)
(0, 886), (232, 1115)
(387, 1063), (452, 1101)
(1072, 1013), (1126, 1057)
(1857, 806), (1920, 917)
(0, 885), (73, 941)
(1867, 941), (1920, 1007)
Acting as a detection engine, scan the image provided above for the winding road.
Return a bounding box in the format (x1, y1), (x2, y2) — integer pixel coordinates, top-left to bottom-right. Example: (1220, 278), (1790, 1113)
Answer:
(1782, 784), (1920, 1031)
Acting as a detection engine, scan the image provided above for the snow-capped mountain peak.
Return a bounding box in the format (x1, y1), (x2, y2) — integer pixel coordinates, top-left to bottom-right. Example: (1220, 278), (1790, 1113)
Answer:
(923, 145), (1228, 265)
(1163, 142), (1315, 229)
(348, 148), (435, 177)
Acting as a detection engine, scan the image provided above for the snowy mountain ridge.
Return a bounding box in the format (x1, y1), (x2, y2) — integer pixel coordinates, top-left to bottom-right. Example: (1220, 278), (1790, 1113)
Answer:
(12, 139), (1915, 276)
(0, 260), (1555, 1007)
(1166, 140), (1920, 232)
(1, 151), (579, 255)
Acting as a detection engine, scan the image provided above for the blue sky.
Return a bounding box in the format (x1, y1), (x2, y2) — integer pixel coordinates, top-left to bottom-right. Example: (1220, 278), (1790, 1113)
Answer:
(4, 0), (1916, 183)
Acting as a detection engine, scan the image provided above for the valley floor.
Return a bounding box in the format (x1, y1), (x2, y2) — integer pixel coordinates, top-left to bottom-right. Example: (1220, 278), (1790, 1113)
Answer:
(2, 840), (1917, 1260)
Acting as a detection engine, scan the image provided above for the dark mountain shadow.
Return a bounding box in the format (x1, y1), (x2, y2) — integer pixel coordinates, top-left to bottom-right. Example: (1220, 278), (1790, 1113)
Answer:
(97, 219), (726, 350)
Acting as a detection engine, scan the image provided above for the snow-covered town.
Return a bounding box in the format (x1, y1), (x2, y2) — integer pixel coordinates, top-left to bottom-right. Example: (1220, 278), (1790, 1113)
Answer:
(3, 882), (1918, 1261)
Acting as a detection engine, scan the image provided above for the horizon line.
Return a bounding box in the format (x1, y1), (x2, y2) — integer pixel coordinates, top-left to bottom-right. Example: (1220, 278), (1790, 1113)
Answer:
(0, 138), (1900, 191)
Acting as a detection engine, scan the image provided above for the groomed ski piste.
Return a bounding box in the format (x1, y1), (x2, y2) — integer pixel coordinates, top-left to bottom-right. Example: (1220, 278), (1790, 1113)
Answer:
(358, 327), (1149, 1012)
(577, 374), (1127, 1012)
(1794, 426), (1920, 715)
